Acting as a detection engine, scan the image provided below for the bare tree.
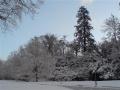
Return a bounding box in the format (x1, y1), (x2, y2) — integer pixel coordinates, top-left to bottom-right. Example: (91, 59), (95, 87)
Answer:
(69, 40), (80, 57)
(58, 36), (67, 56)
(25, 36), (56, 81)
(0, 0), (44, 31)
(41, 34), (58, 56)
(104, 15), (120, 42)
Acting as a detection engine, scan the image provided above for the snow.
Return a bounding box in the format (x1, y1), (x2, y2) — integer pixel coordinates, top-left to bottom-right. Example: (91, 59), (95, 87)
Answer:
(35, 81), (120, 88)
(0, 80), (120, 90)
(98, 81), (120, 88)
(0, 80), (72, 90)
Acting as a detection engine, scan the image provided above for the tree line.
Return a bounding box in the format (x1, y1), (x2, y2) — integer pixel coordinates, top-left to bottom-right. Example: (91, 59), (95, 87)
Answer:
(0, 5), (120, 82)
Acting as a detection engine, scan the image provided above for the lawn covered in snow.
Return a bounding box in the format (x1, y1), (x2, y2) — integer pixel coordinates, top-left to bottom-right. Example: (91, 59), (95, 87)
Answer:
(0, 80), (120, 90)
(34, 80), (120, 88)
(0, 80), (71, 90)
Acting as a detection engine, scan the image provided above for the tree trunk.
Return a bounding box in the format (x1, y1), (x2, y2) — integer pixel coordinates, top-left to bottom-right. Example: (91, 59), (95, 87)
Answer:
(94, 71), (98, 87)
(35, 71), (38, 82)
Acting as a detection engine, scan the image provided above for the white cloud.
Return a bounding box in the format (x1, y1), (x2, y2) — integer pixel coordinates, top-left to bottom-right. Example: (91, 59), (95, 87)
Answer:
(80, 0), (94, 6)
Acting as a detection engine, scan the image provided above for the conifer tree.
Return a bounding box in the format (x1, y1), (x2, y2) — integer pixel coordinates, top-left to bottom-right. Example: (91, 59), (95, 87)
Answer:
(75, 6), (95, 53)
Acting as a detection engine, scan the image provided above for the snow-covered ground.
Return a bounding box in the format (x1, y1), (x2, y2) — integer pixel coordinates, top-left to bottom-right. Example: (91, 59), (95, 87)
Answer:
(0, 80), (71, 90)
(0, 80), (120, 90)
(35, 80), (120, 87)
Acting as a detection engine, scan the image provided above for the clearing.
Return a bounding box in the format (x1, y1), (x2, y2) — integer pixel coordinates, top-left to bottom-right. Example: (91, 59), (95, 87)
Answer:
(0, 80), (120, 90)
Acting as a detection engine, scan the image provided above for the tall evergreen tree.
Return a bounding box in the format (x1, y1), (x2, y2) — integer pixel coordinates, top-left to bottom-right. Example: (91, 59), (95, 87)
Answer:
(75, 6), (95, 53)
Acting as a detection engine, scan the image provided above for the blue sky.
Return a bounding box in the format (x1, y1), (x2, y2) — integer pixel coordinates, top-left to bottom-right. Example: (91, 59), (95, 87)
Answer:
(0, 0), (120, 60)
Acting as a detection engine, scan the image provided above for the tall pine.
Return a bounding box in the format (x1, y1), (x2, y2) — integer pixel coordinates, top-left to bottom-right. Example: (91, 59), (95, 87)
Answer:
(75, 6), (95, 53)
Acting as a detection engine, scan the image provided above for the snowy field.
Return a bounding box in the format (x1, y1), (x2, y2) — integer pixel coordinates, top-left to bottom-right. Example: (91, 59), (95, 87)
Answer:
(0, 80), (120, 90)
(0, 80), (71, 90)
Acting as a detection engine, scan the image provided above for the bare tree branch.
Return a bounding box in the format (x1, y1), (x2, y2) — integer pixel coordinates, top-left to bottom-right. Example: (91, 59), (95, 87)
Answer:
(0, 0), (44, 31)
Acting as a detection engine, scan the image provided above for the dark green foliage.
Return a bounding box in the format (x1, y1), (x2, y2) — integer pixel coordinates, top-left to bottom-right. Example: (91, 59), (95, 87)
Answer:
(75, 6), (95, 53)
